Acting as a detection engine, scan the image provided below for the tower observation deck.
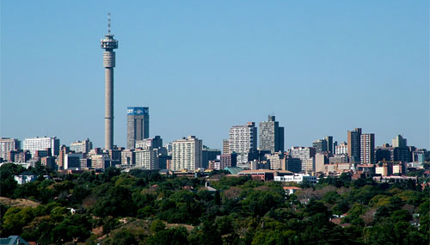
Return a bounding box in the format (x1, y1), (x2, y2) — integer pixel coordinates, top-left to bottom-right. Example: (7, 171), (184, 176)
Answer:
(101, 13), (118, 150)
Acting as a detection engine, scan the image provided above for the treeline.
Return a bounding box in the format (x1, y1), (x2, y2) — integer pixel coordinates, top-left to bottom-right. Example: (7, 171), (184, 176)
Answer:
(0, 163), (428, 245)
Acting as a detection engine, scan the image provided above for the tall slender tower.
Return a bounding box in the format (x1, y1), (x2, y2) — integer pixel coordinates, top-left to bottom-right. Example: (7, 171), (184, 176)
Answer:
(100, 13), (118, 150)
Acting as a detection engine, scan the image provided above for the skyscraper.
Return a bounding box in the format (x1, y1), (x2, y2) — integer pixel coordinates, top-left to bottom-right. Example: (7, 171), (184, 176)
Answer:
(361, 133), (375, 164)
(259, 115), (284, 153)
(101, 13), (119, 150)
(127, 107), (149, 149)
(171, 136), (203, 171)
(229, 122), (257, 164)
(347, 128), (362, 163)
(325, 136), (333, 153)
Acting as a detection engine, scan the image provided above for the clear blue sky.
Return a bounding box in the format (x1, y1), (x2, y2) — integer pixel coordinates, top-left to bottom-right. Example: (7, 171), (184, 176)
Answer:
(1, 1), (429, 150)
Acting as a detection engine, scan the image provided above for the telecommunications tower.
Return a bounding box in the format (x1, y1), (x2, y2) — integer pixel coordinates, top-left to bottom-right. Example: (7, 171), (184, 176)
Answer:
(100, 13), (118, 150)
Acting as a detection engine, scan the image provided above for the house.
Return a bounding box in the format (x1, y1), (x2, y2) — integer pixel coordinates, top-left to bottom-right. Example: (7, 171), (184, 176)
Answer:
(0, 235), (31, 245)
(283, 186), (301, 195)
(13, 171), (37, 185)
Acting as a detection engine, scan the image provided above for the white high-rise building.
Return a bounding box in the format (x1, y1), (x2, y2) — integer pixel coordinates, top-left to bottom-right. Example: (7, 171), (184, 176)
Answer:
(361, 134), (375, 164)
(0, 138), (20, 161)
(229, 122), (257, 164)
(135, 147), (159, 170)
(23, 137), (60, 157)
(171, 136), (202, 171)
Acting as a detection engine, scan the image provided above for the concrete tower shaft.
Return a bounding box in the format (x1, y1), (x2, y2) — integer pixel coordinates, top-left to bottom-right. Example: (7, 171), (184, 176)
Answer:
(100, 14), (118, 150)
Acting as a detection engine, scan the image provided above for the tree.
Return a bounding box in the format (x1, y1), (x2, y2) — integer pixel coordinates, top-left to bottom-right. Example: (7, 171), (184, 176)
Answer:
(147, 227), (189, 245)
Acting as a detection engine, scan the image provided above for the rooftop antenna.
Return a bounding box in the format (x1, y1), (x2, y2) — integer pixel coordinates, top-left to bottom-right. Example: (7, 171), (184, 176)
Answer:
(107, 12), (111, 34)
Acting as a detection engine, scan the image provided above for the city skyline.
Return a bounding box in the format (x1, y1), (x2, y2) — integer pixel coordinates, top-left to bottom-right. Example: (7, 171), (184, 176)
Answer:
(1, 1), (428, 150)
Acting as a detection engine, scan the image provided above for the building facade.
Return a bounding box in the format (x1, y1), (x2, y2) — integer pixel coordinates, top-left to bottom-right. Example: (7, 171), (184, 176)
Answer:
(259, 115), (284, 153)
(312, 139), (328, 153)
(392, 135), (407, 148)
(0, 138), (20, 161)
(135, 148), (159, 170)
(127, 107), (149, 149)
(171, 136), (203, 171)
(23, 137), (60, 157)
(347, 128), (362, 163)
(229, 122), (257, 164)
(360, 133), (375, 164)
(335, 142), (348, 155)
(70, 138), (92, 153)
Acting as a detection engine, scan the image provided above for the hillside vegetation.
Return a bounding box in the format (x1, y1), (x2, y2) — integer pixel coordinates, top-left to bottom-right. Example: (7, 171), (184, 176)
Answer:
(0, 163), (429, 245)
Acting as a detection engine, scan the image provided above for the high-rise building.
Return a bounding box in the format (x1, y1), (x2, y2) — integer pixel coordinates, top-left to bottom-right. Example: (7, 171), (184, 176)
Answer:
(101, 13), (119, 150)
(325, 136), (333, 153)
(312, 139), (327, 153)
(360, 133), (375, 164)
(127, 107), (149, 149)
(392, 135), (407, 148)
(23, 137), (60, 157)
(222, 139), (230, 154)
(0, 138), (20, 161)
(70, 138), (93, 153)
(135, 148), (159, 170)
(259, 116), (284, 153)
(171, 136), (203, 171)
(229, 122), (257, 164)
(347, 128), (362, 163)
(335, 142), (348, 155)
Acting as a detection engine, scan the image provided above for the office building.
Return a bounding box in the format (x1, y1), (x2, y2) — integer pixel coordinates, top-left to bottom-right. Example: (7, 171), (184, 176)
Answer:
(220, 153), (237, 169)
(347, 128), (362, 163)
(135, 135), (162, 149)
(202, 147), (221, 169)
(64, 153), (85, 169)
(127, 107), (149, 149)
(259, 115), (284, 153)
(289, 146), (316, 161)
(315, 153), (329, 173)
(171, 136), (203, 171)
(312, 139), (327, 153)
(392, 135), (407, 148)
(229, 122), (257, 164)
(282, 156), (302, 173)
(135, 148), (159, 170)
(121, 149), (135, 165)
(0, 138), (20, 161)
(360, 133), (375, 164)
(325, 136), (333, 153)
(222, 139), (230, 154)
(70, 138), (92, 153)
(335, 142), (348, 155)
(23, 137), (60, 157)
(101, 13), (119, 150)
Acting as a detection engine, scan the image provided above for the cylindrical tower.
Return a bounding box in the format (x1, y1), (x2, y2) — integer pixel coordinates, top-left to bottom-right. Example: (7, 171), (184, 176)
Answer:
(100, 14), (118, 150)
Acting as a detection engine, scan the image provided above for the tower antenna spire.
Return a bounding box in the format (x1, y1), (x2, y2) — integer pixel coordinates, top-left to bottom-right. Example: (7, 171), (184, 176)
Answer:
(107, 12), (111, 34)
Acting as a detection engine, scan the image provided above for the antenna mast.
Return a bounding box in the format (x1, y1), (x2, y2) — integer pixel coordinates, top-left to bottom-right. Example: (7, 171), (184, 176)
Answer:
(107, 12), (111, 34)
